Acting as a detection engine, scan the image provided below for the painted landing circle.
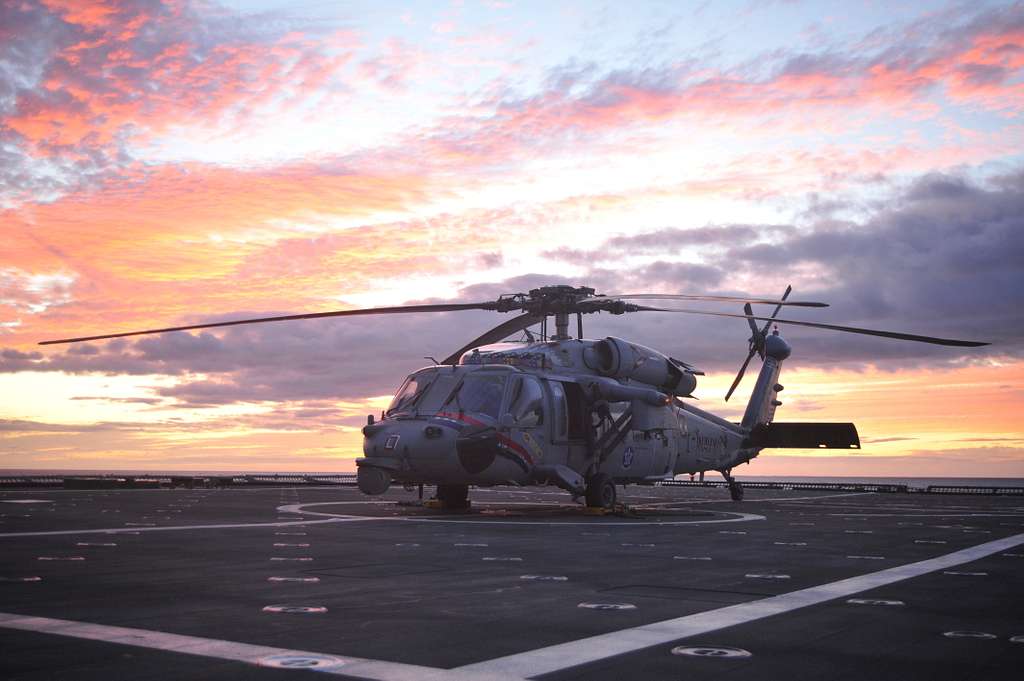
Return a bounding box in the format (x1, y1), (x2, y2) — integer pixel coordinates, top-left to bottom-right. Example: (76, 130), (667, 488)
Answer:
(277, 500), (765, 527)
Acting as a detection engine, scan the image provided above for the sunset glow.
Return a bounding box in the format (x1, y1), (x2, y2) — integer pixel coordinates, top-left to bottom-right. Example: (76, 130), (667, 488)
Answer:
(2, 0), (1022, 476)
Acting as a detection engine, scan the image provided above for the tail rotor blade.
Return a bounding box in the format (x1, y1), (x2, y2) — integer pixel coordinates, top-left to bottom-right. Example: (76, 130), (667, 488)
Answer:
(760, 284), (792, 337)
(743, 302), (759, 339)
(725, 349), (757, 402)
(732, 287), (793, 400)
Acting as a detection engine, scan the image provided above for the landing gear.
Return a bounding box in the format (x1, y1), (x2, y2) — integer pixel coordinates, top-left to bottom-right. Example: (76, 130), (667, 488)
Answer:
(435, 484), (470, 509)
(585, 473), (617, 509)
(721, 469), (744, 501)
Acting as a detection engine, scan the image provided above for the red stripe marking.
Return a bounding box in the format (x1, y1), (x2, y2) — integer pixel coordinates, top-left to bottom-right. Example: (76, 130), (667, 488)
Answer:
(436, 412), (534, 466)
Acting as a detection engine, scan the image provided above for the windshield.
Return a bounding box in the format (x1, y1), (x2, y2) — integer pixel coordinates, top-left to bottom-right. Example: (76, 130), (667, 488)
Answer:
(386, 373), (433, 416)
(445, 373), (507, 420)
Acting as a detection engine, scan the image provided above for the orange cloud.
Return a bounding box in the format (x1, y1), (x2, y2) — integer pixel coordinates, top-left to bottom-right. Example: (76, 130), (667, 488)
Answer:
(1, 158), (441, 344)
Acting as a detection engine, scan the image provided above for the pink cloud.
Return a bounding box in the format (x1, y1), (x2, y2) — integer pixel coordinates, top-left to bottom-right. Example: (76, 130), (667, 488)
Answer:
(5, 1), (357, 152)
(452, 5), (1023, 152)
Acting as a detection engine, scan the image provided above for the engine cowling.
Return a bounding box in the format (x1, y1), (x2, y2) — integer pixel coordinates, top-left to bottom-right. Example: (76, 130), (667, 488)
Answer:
(584, 336), (697, 396)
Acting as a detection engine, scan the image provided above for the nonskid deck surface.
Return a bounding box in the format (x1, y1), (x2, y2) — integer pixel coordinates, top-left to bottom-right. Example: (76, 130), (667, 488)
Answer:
(1, 485), (1022, 680)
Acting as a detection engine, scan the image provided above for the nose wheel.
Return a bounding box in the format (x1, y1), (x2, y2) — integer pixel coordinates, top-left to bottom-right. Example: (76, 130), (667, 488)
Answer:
(585, 473), (617, 509)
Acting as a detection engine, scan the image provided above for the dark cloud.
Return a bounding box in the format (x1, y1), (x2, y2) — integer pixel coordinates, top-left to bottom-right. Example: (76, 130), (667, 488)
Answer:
(477, 251), (504, 268)
(715, 170), (1024, 363)
(2, 348), (42, 361)
(2, 306), (531, 405)
(543, 225), (784, 263)
(625, 261), (726, 289)
(605, 225), (775, 250)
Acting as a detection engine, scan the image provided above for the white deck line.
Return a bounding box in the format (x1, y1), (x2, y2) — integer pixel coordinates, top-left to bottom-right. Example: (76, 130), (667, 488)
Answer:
(3, 530), (1022, 679)
(457, 532), (1024, 678)
(0, 613), (524, 681)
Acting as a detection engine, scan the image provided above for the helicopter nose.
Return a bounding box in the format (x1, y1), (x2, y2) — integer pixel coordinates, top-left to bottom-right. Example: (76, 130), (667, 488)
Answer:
(362, 420), (454, 465)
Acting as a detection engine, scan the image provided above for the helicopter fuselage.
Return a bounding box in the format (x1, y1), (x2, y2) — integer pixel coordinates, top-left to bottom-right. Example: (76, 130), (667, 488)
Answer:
(355, 336), (780, 499)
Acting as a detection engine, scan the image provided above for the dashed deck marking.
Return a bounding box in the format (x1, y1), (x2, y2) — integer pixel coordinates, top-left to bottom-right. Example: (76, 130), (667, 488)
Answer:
(647, 492), (875, 506)
(456, 532), (1024, 678)
(0, 517), (366, 539)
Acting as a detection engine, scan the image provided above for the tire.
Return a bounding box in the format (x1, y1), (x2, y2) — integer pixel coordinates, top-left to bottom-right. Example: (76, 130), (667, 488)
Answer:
(585, 473), (617, 509)
(729, 482), (744, 502)
(357, 467), (391, 496)
(436, 484), (470, 508)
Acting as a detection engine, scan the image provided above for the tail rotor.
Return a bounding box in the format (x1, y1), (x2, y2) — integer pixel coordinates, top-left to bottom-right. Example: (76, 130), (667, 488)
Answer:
(724, 285), (791, 401)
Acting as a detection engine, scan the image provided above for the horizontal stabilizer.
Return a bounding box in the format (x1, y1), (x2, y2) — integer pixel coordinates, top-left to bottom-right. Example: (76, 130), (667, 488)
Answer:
(749, 422), (860, 449)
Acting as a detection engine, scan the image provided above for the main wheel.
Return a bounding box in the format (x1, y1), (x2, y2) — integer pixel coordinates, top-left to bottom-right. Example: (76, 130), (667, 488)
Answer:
(436, 484), (470, 509)
(729, 481), (744, 502)
(585, 473), (617, 509)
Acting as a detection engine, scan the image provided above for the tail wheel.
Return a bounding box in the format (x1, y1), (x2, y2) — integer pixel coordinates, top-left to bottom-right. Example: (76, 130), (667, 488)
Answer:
(585, 473), (617, 509)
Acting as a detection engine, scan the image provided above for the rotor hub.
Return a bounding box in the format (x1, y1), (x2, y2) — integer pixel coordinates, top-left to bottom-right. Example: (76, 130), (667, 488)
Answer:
(489, 285), (642, 318)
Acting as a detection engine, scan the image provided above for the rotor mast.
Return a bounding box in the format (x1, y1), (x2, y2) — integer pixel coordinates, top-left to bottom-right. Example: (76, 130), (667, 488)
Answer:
(553, 311), (571, 340)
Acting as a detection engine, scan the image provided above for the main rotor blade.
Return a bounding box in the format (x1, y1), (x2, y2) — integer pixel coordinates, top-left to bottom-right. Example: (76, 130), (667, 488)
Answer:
(441, 313), (545, 365)
(609, 293), (827, 308)
(649, 308), (989, 347)
(725, 349), (757, 402)
(39, 302), (498, 346)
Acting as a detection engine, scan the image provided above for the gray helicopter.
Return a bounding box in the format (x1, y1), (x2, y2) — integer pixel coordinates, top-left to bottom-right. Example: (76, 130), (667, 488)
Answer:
(42, 284), (988, 508)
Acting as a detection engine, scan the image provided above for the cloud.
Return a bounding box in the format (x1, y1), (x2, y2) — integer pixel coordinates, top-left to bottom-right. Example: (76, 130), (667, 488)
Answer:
(0, 418), (137, 433)
(0, 268), (76, 315)
(1, 307), (516, 406)
(0, 0), (356, 206)
(534, 169), (1023, 370)
(70, 395), (164, 405)
(0, 158), (443, 346)
(543, 225), (786, 263)
(3, 168), (1020, 413)
(356, 38), (423, 90)
(714, 170), (1024, 362)
(437, 2), (1023, 161)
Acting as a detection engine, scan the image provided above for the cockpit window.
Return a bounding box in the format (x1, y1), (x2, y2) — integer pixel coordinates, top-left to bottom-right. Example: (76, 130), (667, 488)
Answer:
(509, 375), (544, 427)
(417, 372), (458, 413)
(445, 373), (507, 420)
(386, 374), (432, 416)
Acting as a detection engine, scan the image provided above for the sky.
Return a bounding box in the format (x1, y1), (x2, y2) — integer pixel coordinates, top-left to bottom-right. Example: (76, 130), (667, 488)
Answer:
(1, 0), (1022, 477)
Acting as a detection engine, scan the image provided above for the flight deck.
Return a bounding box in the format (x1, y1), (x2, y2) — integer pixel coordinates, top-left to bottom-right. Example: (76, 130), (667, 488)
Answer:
(1, 483), (1022, 680)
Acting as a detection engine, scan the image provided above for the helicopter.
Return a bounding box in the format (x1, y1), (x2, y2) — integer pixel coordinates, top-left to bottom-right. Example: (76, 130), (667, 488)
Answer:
(41, 284), (988, 508)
